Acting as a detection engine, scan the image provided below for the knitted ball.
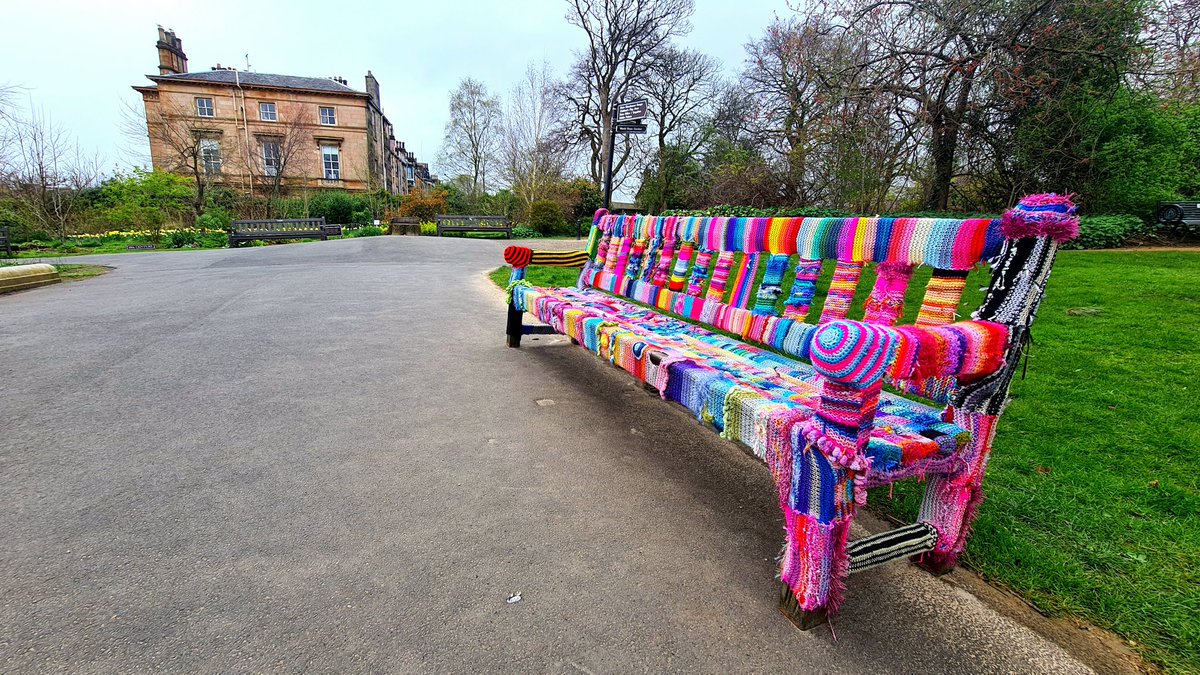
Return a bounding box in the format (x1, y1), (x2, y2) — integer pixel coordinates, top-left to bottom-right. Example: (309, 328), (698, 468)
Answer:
(1000, 193), (1080, 242)
(503, 246), (533, 268)
(810, 320), (896, 388)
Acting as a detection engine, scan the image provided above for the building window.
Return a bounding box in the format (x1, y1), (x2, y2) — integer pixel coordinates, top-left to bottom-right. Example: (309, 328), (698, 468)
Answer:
(321, 144), (340, 180)
(319, 106), (337, 125)
(200, 138), (221, 174)
(259, 102), (277, 121)
(262, 140), (281, 177)
(196, 97), (214, 117)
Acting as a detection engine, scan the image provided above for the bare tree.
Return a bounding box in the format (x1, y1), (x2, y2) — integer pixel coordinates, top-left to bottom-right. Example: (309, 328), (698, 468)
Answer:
(563, 0), (695, 193)
(438, 78), (502, 199)
(1132, 0), (1200, 101)
(125, 95), (219, 217)
(4, 105), (101, 241)
(500, 63), (572, 211)
(255, 103), (315, 213)
(633, 47), (719, 211)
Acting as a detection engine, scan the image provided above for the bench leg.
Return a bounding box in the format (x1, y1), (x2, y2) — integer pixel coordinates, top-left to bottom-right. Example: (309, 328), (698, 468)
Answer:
(505, 301), (523, 348)
(915, 411), (998, 574)
(778, 508), (852, 630)
(779, 583), (827, 630)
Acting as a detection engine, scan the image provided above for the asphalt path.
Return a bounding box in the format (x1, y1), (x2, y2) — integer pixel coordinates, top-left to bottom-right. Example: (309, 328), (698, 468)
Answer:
(0, 237), (1090, 673)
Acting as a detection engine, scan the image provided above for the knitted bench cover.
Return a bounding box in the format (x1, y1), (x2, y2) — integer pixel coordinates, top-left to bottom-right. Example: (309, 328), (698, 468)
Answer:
(504, 194), (1078, 618)
(515, 284), (970, 480)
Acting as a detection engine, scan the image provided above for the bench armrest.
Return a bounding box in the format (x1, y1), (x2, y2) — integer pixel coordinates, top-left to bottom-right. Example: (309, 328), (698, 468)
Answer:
(884, 321), (1009, 383)
(808, 319), (1009, 389)
(503, 246), (590, 269)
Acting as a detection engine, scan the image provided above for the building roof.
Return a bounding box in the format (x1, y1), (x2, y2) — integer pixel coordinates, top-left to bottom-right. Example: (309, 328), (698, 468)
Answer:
(149, 70), (366, 96)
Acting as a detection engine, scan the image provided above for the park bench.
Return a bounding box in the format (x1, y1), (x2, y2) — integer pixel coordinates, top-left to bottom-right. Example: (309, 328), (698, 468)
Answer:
(500, 194), (1079, 629)
(0, 226), (10, 258)
(229, 218), (333, 248)
(436, 215), (511, 238)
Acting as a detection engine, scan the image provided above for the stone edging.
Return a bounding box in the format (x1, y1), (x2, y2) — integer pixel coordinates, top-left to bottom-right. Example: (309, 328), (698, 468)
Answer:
(0, 263), (61, 294)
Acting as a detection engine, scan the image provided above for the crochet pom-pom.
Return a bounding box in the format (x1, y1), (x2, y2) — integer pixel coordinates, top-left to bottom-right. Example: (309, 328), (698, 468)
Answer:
(503, 245), (533, 268)
(1001, 193), (1080, 243)
(810, 321), (896, 387)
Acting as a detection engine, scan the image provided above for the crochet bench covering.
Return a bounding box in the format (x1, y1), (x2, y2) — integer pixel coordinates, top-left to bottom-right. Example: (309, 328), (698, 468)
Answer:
(502, 194), (1077, 624)
(514, 284), (970, 480)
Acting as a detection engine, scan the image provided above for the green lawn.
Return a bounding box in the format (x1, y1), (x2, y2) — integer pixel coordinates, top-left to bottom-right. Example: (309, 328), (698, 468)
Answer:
(57, 264), (112, 281)
(492, 251), (1200, 672)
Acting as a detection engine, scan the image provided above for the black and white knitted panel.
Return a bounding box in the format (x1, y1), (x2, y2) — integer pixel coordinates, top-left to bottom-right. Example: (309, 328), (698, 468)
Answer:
(954, 236), (1059, 415)
(847, 522), (939, 574)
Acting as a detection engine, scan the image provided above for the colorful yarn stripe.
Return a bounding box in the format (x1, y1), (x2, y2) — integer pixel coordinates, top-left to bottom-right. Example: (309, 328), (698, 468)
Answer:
(668, 242), (694, 291)
(819, 261), (863, 323)
(729, 252), (760, 309)
(754, 254), (790, 315)
(706, 251), (737, 301)
(783, 259), (822, 321)
(640, 237), (660, 282)
(603, 235), (621, 271)
(687, 249), (713, 296)
(916, 270), (968, 326)
(863, 262), (914, 325)
(651, 232), (676, 285)
(626, 238), (647, 279)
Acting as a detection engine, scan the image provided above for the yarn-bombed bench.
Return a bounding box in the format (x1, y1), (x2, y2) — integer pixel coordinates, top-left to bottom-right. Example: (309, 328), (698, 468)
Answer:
(501, 195), (1078, 629)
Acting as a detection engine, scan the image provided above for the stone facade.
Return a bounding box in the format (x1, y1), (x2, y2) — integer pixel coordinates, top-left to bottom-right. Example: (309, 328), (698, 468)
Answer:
(133, 28), (433, 196)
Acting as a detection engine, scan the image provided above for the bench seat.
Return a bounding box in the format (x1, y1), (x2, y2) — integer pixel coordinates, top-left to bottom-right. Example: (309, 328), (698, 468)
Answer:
(518, 285), (970, 480)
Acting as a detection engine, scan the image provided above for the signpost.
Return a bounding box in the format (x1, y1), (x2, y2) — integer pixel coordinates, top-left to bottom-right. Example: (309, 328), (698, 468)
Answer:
(604, 98), (648, 210)
(615, 99), (648, 124)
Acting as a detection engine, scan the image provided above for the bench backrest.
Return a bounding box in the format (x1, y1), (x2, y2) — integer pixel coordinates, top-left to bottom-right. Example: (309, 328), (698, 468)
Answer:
(436, 215), (509, 228)
(579, 206), (1070, 413)
(232, 218), (326, 234)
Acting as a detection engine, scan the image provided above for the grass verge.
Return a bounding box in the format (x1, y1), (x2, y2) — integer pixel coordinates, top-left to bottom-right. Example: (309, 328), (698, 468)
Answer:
(492, 251), (1200, 672)
(57, 264), (112, 282)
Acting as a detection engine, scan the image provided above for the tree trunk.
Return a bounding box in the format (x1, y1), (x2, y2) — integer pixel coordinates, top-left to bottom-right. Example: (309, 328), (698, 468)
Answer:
(927, 120), (956, 211)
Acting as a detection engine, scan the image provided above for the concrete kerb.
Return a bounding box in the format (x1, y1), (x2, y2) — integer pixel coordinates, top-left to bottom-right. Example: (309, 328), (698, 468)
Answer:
(0, 263), (60, 294)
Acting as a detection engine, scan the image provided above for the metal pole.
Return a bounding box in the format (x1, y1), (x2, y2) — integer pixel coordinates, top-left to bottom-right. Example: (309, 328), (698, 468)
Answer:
(602, 107), (617, 210)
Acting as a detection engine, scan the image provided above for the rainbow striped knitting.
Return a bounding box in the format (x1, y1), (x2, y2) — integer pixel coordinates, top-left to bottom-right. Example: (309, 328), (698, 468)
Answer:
(502, 195), (1077, 622)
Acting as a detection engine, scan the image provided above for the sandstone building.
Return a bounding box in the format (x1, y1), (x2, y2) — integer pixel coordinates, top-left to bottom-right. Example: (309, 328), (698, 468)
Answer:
(133, 28), (433, 196)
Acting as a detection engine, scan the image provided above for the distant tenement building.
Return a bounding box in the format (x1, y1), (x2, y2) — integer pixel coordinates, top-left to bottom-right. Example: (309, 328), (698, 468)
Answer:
(133, 28), (434, 195)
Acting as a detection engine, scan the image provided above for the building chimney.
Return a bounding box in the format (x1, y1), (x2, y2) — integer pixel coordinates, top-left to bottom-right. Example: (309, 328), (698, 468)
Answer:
(365, 71), (381, 108)
(156, 26), (188, 75)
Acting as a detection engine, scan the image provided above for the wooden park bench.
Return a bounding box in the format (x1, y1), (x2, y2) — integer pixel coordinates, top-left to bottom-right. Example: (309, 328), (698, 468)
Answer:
(500, 195), (1079, 629)
(229, 218), (335, 248)
(436, 215), (511, 238)
(1, 226), (11, 258)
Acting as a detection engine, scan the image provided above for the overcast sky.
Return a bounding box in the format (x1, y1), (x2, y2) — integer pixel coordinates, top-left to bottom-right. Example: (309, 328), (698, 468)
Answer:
(3, 0), (789, 186)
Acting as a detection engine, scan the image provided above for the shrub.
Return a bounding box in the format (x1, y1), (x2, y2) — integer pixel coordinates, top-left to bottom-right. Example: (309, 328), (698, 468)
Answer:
(420, 222), (437, 236)
(196, 207), (233, 232)
(1063, 215), (1147, 250)
(398, 187), (450, 222)
(345, 225), (385, 237)
(511, 225), (540, 239)
(350, 209), (373, 226)
(165, 229), (199, 248)
(527, 200), (566, 235)
(308, 191), (356, 224)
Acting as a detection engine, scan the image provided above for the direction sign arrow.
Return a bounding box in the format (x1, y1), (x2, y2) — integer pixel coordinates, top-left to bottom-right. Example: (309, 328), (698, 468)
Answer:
(615, 99), (648, 123)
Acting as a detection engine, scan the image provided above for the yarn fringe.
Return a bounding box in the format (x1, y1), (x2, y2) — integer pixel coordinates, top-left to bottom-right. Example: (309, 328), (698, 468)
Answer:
(1000, 193), (1080, 243)
(826, 517), (852, 614)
